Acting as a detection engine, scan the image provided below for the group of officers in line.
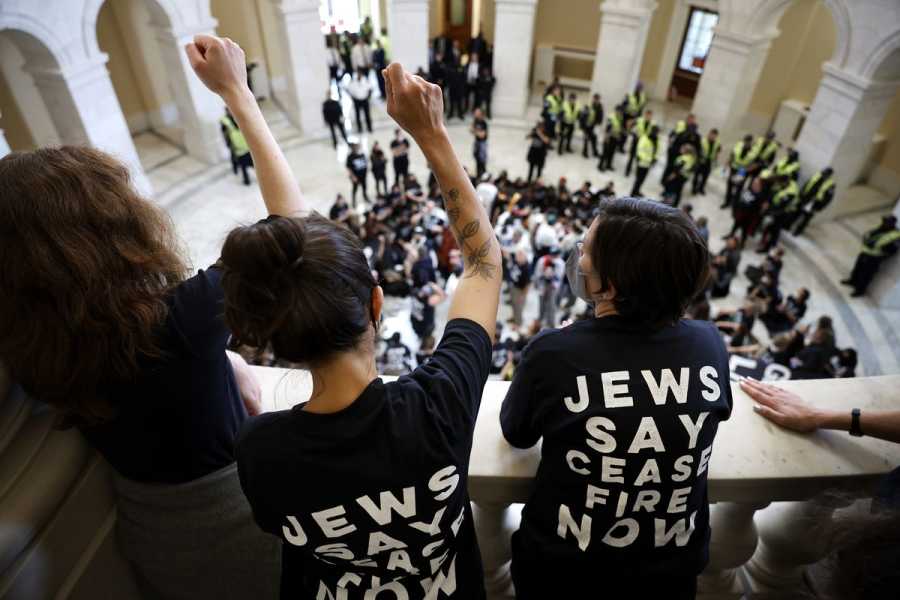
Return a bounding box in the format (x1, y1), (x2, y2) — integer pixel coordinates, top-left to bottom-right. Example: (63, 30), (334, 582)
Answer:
(539, 80), (900, 298)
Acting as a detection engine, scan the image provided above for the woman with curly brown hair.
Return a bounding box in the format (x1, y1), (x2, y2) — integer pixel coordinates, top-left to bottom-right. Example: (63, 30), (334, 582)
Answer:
(0, 35), (305, 600)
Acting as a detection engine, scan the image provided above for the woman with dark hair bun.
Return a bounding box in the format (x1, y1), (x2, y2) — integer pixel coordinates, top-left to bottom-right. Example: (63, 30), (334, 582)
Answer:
(0, 34), (310, 599)
(224, 63), (502, 598)
(501, 197), (733, 599)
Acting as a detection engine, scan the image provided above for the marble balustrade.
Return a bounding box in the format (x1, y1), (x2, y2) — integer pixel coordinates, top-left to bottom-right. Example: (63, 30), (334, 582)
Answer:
(254, 368), (900, 598)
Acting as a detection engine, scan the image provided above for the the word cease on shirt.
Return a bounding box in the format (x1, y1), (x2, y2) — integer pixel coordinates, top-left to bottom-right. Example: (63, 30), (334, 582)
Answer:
(556, 366), (724, 553)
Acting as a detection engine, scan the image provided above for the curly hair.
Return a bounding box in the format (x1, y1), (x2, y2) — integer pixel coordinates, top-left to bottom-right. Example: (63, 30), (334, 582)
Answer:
(0, 147), (188, 422)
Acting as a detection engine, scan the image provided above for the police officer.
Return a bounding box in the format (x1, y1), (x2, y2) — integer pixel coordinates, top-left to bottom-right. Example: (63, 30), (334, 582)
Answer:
(758, 175), (799, 252)
(220, 110), (253, 185)
(774, 149), (801, 180)
(630, 124), (659, 197)
(578, 93), (603, 158)
(623, 81), (647, 121)
(556, 93), (578, 154)
(598, 104), (625, 171)
(723, 133), (758, 209)
(793, 167), (835, 236)
(842, 215), (900, 297)
(625, 109), (655, 176)
(661, 113), (698, 183)
(446, 62), (466, 120)
(662, 144), (696, 207)
(543, 84), (563, 139)
(692, 128), (720, 195)
(752, 130), (780, 169)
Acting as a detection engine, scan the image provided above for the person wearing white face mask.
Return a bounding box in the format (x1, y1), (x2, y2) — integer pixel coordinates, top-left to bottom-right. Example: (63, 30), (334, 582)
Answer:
(501, 197), (731, 600)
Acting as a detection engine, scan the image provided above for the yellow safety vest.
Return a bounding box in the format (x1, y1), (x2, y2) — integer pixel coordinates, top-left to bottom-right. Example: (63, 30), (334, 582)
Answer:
(775, 156), (800, 178)
(627, 91), (646, 115)
(673, 120), (686, 135)
(221, 117), (250, 157)
(562, 101), (579, 124)
(861, 229), (900, 257)
(700, 137), (720, 163)
(609, 113), (623, 136)
(634, 116), (653, 138)
(760, 140), (779, 162)
(674, 153), (696, 177)
(772, 180), (799, 210)
(802, 172), (835, 203)
(545, 94), (562, 116)
(731, 142), (754, 169)
(636, 134), (656, 167)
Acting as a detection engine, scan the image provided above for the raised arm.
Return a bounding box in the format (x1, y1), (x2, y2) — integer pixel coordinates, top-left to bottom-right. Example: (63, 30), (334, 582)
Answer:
(383, 63), (501, 339)
(185, 34), (305, 217)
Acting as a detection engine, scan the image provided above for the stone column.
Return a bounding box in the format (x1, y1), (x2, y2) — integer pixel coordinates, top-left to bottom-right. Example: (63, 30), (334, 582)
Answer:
(270, 0), (330, 137)
(472, 502), (517, 598)
(492, 0), (538, 120)
(27, 59), (152, 196)
(0, 129), (10, 159)
(590, 0), (657, 108)
(795, 64), (900, 196)
(387, 0), (429, 72)
(691, 28), (776, 139)
(698, 501), (770, 597)
(153, 20), (226, 165)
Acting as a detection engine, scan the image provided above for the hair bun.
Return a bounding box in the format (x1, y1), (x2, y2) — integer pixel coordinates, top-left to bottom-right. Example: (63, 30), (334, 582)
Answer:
(221, 216), (307, 347)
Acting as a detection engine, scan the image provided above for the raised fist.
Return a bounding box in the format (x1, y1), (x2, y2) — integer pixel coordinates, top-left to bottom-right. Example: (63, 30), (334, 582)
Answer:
(185, 34), (248, 99)
(382, 63), (445, 142)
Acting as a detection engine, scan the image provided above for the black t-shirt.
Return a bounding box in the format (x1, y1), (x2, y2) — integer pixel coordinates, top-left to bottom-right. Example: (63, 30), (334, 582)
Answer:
(500, 316), (733, 580)
(82, 266), (246, 484)
(347, 152), (368, 176)
(473, 118), (488, 141)
(391, 138), (410, 158)
(236, 319), (491, 599)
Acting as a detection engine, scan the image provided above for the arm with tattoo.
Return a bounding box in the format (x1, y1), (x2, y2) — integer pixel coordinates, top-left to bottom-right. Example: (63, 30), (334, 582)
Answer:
(382, 63), (502, 338)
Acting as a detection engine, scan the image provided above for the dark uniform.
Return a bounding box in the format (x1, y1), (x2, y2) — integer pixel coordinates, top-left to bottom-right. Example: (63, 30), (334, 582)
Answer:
(692, 132), (720, 195)
(579, 96), (603, 158)
(793, 168), (836, 236)
(842, 217), (900, 296)
(322, 98), (348, 148)
(558, 96), (579, 154)
(598, 109), (625, 171)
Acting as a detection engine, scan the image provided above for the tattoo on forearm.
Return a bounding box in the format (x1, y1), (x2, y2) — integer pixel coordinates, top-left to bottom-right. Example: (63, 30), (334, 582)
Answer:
(443, 187), (498, 281)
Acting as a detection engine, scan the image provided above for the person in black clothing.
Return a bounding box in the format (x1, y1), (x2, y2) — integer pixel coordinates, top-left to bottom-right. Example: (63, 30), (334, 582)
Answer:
(231, 63), (502, 600)
(726, 174), (767, 246)
(370, 141), (388, 196)
(476, 66), (496, 119)
(527, 122), (551, 183)
(760, 288), (809, 335)
(390, 129), (411, 188)
(471, 108), (489, 179)
(346, 142), (369, 206)
(372, 40), (387, 99)
(579, 94), (603, 159)
(841, 215), (900, 297)
(790, 327), (836, 379)
(501, 198), (731, 599)
(322, 94), (348, 149)
(328, 193), (351, 225)
(446, 63), (466, 120)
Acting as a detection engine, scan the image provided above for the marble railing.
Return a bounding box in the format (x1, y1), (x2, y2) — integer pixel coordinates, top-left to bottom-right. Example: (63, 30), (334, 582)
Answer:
(254, 368), (900, 599)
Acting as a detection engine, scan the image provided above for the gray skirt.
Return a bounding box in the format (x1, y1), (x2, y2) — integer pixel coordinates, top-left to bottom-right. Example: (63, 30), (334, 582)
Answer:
(113, 462), (281, 600)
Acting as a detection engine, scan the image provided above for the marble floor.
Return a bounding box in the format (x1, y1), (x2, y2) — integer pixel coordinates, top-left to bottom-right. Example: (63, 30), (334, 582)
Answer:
(136, 96), (900, 377)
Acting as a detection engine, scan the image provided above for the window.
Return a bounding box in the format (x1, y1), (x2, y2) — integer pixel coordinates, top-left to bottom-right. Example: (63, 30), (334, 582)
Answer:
(677, 8), (718, 74)
(319, 0), (361, 34)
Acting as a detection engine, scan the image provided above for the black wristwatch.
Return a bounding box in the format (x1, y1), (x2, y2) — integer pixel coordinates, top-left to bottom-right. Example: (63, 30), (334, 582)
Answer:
(849, 408), (864, 437)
